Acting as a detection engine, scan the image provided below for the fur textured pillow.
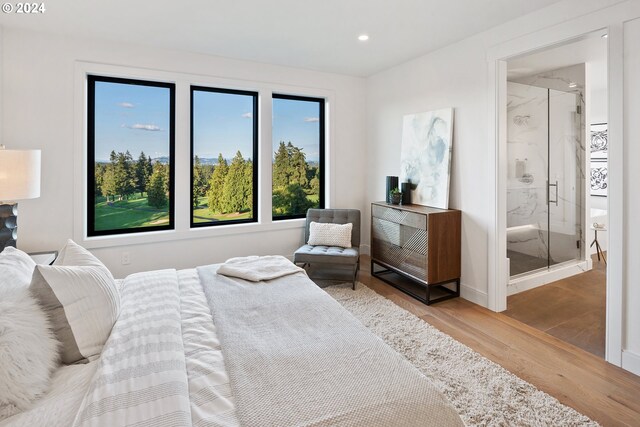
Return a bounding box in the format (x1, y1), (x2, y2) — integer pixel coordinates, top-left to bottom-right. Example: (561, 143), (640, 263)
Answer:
(0, 247), (36, 290)
(307, 222), (353, 248)
(0, 286), (59, 420)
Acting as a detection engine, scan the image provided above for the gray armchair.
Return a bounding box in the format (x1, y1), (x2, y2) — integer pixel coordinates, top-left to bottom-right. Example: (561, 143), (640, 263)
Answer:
(293, 208), (361, 289)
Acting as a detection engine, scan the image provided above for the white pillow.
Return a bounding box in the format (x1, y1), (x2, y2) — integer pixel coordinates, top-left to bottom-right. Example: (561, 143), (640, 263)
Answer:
(0, 286), (59, 420)
(307, 222), (353, 248)
(0, 247), (36, 290)
(29, 240), (119, 364)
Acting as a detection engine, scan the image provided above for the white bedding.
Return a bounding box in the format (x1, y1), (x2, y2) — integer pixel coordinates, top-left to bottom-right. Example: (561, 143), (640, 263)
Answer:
(3, 265), (461, 427)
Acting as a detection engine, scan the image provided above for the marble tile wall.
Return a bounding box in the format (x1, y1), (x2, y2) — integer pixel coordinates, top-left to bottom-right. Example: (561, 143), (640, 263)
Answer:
(507, 77), (585, 274)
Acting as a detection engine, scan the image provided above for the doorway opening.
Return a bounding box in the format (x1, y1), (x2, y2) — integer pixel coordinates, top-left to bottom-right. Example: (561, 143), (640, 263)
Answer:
(501, 30), (608, 358)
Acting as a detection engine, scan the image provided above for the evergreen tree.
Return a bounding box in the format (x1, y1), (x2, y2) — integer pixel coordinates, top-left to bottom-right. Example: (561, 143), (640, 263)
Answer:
(288, 142), (308, 188)
(206, 154), (228, 213)
(221, 151), (246, 213)
(113, 151), (135, 200)
(147, 163), (168, 208)
(94, 163), (105, 200)
(135, 151), (150, 196)
(273, 142), (291, 187)
(242, 159), (253, 213)
(193, 156), (208, 208)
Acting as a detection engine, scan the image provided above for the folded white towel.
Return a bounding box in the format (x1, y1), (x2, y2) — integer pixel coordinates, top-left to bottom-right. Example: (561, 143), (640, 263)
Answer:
(217, 255), (305, 282)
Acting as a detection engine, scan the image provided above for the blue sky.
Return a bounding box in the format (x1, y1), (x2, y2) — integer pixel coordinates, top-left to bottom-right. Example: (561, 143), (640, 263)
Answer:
(94, 82), (321, 163)
(272, 97), (321, 162)
(94, 81), (171, 162)
(192, 90), (254, 160)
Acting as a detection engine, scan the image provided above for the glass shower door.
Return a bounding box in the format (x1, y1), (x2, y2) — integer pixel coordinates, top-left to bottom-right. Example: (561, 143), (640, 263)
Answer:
(506, 82), (551, 276)
(548, 89), (583, 266)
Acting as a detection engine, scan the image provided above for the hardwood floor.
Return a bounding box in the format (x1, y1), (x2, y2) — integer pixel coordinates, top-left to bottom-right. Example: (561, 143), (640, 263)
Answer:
(355, 255), (640, 427)
(504, 253), (607, 357)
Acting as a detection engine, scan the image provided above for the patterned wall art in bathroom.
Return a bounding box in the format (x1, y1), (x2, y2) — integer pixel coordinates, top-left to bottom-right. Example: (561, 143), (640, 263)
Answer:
(590, 122), (607, 160)
(590, 159), (608, 197)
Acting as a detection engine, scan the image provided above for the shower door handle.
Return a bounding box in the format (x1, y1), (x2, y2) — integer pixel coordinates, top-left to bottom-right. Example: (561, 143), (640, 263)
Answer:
(547, 181), (558, 206)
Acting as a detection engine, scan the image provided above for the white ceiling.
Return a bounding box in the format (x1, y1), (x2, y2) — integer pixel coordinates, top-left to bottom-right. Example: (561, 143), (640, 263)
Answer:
(0, 0), (564, 76)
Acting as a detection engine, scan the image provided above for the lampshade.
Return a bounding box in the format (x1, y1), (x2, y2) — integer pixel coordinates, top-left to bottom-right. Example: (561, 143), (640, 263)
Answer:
(0, 148), (41, 201)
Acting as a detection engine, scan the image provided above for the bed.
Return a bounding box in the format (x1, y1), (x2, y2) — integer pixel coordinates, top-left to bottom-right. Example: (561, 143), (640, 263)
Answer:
(1, 256), (463, 427)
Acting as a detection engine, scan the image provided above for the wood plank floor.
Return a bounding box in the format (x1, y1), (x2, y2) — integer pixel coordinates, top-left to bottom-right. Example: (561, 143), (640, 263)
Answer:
(354, 255), (640, 427)
(504, 253), (607, 357)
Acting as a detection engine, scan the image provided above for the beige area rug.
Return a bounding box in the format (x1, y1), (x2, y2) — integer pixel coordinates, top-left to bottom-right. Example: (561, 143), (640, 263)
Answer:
(325, 283), (599, 427)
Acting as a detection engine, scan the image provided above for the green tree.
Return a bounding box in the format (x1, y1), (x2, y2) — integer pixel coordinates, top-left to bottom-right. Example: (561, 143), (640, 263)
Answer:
(101, 164), (117, 202)
(113, 151), (135, 200)
(147, 163), (168, 208)
(221, 151), (247, 213)
(135, 151), (150, 196)
(273, 141), (291, 187)
(206, 154), (228, 213)
(94, 163), (105, 200)
(289, 143), (308, 188)
(310, 168), (320, 195)
(193, 156), (208, 208)
(242, 159), (253, 213)
(272, 184), (314, 216)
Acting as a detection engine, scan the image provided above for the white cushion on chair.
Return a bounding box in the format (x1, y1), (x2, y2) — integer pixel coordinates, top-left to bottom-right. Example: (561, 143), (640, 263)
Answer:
(307, 222), (352, 248)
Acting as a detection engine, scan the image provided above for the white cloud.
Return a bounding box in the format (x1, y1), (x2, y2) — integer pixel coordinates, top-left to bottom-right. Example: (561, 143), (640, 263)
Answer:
(124, 123), (163, 131)
(304, 117), (320, 122)
(118, 102), (135, 108)
(242, 112), (253, 118)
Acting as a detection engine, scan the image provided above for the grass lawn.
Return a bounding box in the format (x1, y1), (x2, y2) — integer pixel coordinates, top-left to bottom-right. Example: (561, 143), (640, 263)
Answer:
(94, 194), (169, 231)
(193, 197), (252, 223)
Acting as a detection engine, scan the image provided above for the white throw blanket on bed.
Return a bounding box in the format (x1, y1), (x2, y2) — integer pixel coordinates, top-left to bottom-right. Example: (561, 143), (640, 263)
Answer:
(198, 264), (464, 427)
(216, 255), (304, 282)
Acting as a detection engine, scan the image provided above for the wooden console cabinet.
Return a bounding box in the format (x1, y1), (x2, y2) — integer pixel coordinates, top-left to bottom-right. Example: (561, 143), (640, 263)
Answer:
(371, 202), (461, 305)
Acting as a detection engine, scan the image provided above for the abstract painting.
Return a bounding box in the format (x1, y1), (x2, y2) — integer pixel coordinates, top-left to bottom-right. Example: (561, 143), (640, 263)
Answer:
(590, 123), (607, 160)
(400, 108), (454, 209)
(590, 159), (608, 197)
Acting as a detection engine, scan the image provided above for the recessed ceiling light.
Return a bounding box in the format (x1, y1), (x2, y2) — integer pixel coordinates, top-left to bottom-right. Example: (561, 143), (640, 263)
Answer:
(358, 34), (369, 42)
(602, 33), (608, 38)
(569, 82), (577, 88)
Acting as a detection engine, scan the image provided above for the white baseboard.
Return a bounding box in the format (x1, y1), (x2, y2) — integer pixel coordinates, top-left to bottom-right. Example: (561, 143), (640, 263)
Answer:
(622, 350), (640, 377)
(460, 283), (488, 307)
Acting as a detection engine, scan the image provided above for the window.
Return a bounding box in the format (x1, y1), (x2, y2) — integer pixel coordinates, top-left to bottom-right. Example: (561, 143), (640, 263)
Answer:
(272, 94), (325, 220)
(87, 76), (175, 236)
(191, 87), (258, 227)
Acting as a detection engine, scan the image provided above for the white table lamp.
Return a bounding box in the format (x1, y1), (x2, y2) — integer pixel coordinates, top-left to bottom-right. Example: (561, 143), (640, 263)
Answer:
(0, 145), (41, 249)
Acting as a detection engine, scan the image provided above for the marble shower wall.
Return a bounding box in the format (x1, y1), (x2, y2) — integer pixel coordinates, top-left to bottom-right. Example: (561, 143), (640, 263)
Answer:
(507, 73), (585, 274)
(507, 82), (550, 262)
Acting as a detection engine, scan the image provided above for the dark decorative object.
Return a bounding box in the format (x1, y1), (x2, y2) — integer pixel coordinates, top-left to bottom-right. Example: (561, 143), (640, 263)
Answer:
(0, 204), (18, 249)
(385, 176), (398, 203)
(401, 182), (411, 205)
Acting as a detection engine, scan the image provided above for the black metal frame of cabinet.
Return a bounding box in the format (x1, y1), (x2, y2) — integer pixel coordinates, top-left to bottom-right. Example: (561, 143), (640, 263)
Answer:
(371, 258), (460, 305)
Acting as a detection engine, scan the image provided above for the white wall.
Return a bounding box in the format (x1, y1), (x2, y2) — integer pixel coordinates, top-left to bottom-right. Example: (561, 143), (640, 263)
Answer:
(0, 28), (366, 277)
(365, 0), (640, 373)
(622, 16), (640, 376)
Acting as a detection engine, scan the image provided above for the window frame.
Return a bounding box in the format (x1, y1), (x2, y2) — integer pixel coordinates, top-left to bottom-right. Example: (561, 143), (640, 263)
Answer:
(86, 75), (176, 237)
(271, 93), (326, 221)
(190, 85), (259, 228)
